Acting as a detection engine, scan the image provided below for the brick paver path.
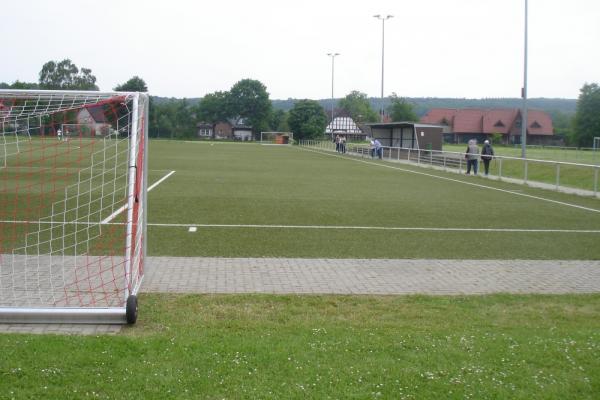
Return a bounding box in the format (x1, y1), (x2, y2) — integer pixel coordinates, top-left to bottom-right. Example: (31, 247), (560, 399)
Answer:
(143, 257), (600, 295)
(3, 257), (599, 335)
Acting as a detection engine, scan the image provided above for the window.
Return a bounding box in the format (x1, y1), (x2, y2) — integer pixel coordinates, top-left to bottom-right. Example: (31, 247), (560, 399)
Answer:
(494, 120), (505, 127)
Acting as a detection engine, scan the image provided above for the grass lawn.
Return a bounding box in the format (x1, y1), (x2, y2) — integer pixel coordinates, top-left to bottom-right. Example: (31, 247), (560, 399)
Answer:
(443, 143), (600, 191)
(443, 144), (600, 165)
(1, 293), (599, 399)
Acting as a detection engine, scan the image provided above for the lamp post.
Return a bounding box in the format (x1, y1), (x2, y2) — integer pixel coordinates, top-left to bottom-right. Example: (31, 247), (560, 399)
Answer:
(327, 52), (340, 137)
(374, 14), (393, 123)
(521, 0), (528, 158)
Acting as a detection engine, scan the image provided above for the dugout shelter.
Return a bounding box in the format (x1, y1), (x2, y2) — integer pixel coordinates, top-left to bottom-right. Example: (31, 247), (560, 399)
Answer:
(366, 122), (444, 151)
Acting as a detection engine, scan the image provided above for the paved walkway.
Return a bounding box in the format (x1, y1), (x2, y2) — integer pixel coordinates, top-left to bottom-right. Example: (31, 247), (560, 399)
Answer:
(2, 257), (599, 335)
(143, 257), (600, 295)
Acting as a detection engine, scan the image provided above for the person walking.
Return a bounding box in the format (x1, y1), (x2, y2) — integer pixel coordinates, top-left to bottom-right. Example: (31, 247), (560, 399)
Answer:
(465, 139), (479, 175)
(480, 139), (495, 176)
(335, 135), (341, 152)
(374, 138), (383, 159)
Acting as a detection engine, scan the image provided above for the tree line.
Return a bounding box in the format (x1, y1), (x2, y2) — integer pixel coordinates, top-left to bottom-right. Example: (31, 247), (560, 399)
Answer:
(2, 59), (598, 146)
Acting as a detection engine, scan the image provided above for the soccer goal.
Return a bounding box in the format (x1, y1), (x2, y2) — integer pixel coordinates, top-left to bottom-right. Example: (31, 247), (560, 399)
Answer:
(260, 131), (293, 145)
(0, 89), (148, 324)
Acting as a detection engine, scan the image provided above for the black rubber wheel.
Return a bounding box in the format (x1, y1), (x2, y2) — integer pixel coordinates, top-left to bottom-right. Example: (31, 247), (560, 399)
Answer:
(126, 295), (138, 324)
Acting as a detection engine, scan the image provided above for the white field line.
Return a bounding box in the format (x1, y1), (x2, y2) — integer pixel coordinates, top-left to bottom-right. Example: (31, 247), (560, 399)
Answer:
(1, 220), (599, 233)
(100, 170), (175, 224)
(299, 147), (600, 214)
(182, 141), (244, 145)
(148, 223), (600, 233)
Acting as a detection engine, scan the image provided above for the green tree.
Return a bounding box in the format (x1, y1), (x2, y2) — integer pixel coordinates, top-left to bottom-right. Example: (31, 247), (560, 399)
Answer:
(572, 83), (600, 147)
(287, 100), (327, 140)
(338, 91), (378, 123)
(39, 59), (98, 90)
(490, 132), (503, 144)
(114, 76), (148, 92)
(229, 79), (272, 135)
(270, 109), (289, 132)
(387, 93), (418, 122)
(0, 80), (39, 89)
(196, 91), (231, 138)
(151, 98), (196, 139)
(549, 110), (574, 144)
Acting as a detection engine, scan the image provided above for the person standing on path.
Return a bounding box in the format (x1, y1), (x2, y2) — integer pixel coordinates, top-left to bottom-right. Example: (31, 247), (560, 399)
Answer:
(374, 138), (383, 159)
(480, 139), (495, 176)
(465, 139), (479, 175)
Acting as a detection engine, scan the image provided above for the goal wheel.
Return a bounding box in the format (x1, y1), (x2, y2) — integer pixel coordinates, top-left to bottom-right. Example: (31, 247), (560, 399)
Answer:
(126, 295), (138, 324)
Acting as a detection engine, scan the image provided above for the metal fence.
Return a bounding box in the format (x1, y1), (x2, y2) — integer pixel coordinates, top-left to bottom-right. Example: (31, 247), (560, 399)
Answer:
(299, 140), (600, 198)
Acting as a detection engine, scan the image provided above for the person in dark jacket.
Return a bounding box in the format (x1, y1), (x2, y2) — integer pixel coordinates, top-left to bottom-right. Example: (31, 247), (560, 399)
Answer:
(480, 139), (495, 176)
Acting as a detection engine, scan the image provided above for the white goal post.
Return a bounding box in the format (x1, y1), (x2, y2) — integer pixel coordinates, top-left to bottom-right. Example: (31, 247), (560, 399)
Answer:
(0, 89), (149, 324)
(260, 131), (294, 145)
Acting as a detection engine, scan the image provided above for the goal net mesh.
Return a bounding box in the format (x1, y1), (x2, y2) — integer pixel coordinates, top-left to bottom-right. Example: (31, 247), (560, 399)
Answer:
(0, 90), (147, 320)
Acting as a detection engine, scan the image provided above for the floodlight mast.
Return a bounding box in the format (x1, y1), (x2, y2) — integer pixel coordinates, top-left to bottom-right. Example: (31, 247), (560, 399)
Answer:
(327, 52), (340, 136)
(374, 14), (393, 122)
(521, 0), (528, 158)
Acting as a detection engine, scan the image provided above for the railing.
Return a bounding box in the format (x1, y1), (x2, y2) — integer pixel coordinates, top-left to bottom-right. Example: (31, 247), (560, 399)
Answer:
(298, 140), (600, 198)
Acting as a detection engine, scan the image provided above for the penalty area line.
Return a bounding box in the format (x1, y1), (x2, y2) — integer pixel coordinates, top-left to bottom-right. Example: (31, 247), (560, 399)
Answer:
(1, 220), (598, 234)
(100, 170), (176, 224)
(146, 223), (600, 234)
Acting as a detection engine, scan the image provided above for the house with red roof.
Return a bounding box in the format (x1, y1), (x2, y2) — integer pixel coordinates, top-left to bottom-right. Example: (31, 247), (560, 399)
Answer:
(74, 105), (111, 137)
(420, 108), (554, 144)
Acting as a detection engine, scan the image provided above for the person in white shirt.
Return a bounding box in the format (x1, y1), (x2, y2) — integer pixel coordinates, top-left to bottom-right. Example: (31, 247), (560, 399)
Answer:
(374, 139), (383, 159)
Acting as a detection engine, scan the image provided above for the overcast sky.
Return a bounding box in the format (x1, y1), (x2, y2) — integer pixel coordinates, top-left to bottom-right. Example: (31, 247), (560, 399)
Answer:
(2, 0), (598, 100)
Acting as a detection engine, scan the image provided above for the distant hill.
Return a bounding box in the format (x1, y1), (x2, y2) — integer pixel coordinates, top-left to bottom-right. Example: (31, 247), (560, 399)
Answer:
(151, 95), (577, 118)
(151, 96), (202, 106)
(272, 97), (577, 117)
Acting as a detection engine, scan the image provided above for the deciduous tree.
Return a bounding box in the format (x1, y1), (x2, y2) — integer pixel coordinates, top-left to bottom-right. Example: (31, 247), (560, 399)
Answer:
(229, 79), (271, 134)
(338, 91), (378, 123)
(572, 83), (600, 147)
(196, 91), (231, 139)
(114, 76), (148, 92)
(387, 93), (418, 122)
(287, 100), (327, 140)
(39, 59), (98, 90)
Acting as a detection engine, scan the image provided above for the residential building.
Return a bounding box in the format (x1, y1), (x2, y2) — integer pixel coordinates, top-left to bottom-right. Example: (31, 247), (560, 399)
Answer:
(420, 108), (554, 144)
(197, 118), (253, 140)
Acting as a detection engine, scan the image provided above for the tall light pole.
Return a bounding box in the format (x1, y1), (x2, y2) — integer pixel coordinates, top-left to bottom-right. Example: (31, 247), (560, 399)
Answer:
(521, 0), (528, 158)
(327, 52), (340, 136)
(374, 14), (393, 123)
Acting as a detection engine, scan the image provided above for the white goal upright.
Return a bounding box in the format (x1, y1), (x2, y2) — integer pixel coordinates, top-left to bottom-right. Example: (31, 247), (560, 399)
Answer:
(0, 89), (148, 324)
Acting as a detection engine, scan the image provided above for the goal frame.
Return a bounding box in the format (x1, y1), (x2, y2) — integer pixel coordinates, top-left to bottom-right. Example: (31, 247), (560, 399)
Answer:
(0, 89), (149, 324)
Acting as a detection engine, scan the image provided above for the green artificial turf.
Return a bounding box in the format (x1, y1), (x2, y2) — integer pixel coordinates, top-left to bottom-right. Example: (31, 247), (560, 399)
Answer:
(146, 141), (600, 259)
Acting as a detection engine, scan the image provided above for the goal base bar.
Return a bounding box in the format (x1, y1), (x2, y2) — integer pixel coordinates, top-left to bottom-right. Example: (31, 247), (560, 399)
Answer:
(0, 307), (128, 325)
